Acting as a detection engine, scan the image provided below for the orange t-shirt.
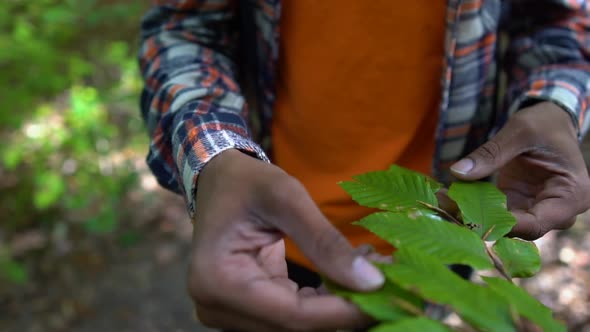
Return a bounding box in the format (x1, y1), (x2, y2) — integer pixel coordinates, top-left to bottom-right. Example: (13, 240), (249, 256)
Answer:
(272, 1), (446, 269)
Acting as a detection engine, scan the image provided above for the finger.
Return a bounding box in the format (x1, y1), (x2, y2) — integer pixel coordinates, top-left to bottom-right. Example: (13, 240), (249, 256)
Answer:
(352, 244), (376, 256)
(298, 287), (319, 297)
(196, 274), (369, 331)
(273, 277), (300, 294)
(501, 188), (535, 211)
(366, 252), (393, 264)
(292, 220), (383, 291)
(257, 239), (289, 277)
(509, 198), (577, 240)
(273, 180), (384, 292)
(316, 284), (330, 295)
(353, 244), (391, 264)
(195, 304), (279, 332)
(228, 278), (371, 331)
(451, 121), (526, 180)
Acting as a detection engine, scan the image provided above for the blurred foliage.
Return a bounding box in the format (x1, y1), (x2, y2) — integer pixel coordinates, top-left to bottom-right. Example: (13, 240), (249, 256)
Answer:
(0, 0), (149, 283)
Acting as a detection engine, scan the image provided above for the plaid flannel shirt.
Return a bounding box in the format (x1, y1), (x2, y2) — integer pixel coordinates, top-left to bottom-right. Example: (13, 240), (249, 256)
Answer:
(139, 0), (590, 216)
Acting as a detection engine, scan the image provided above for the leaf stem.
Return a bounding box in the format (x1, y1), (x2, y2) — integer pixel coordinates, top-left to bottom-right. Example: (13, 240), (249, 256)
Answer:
(391, 297), (425, 316)
(482, 225), (496, 241)
(484, 244), (513, 283)
(417, 200), (463, 226)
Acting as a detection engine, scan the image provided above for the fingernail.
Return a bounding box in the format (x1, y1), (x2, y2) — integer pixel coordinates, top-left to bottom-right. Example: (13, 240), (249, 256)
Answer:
(352, 256), (384, 290)
(451, 158), (474, 175)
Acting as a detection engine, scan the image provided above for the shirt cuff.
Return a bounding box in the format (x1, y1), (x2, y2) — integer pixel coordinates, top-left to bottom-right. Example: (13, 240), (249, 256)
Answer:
(176, 129), (269, 218)
(507, 80), (584, 140)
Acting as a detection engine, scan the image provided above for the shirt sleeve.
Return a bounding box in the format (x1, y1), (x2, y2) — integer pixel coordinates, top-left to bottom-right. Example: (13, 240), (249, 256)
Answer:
(505, 1), (590, 139)
(138, 0), (269, 217)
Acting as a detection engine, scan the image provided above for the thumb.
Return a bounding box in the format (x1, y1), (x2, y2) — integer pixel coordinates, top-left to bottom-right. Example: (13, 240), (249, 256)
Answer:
(299, 223), (385, 292)
(275, 185), (384, 292)
(450, 127), (523, 180)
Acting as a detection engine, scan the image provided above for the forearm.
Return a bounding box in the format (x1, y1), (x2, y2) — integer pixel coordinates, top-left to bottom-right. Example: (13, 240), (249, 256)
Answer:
(504, 1), (590, 138)
(138, 2), (268, 215)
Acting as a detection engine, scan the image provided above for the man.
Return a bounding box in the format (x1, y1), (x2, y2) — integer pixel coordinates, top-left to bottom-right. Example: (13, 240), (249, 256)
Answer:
(139, 1), (590, 331)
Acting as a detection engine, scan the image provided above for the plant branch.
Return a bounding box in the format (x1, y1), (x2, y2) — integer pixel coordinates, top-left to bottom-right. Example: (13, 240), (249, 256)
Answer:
(391, 298), (425, 316)
(485, 244), (513, 283)
(482, 225), (496, 241)
(417, 200), (463, 226)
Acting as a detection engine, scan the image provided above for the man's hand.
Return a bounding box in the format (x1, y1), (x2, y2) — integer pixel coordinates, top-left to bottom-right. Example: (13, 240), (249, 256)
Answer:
(451, 102), (590, 240)
(188, 149), (384, 332)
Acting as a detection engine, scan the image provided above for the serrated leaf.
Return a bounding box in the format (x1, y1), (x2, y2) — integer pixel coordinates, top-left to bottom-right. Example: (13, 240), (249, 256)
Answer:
(325, 276), (421, 321)
(340, 165), (441, 212)
(356, 211), (493, 270)
(369, 318), (453, 332)
(492, 238), (541, 278)
(483, 277), (566, 332)
(448, 182), (516, 241)
(384, 248), (515, 332)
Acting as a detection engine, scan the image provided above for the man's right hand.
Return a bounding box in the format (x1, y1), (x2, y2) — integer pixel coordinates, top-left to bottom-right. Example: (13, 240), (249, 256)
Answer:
(188, 149), (384, 332)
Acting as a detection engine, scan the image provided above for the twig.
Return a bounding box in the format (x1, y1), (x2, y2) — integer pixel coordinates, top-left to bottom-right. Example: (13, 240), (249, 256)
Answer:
(484, 244), (513, 283)
(417, 200), (463, 226)
(391, 298), (425, 316)
(482, 225), (496, 241)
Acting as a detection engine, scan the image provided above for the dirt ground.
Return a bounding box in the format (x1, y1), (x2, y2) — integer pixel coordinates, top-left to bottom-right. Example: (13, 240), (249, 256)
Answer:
(1, 141), (590, 332)
(0, 188), (212, 332)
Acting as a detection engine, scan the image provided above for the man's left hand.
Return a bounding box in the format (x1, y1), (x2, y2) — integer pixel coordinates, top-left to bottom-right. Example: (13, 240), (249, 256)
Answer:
(450, 102), (590, 240)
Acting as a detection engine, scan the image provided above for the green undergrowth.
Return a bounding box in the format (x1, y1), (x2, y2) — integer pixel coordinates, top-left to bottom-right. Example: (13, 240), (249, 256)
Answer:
(0, 0), (148, 285)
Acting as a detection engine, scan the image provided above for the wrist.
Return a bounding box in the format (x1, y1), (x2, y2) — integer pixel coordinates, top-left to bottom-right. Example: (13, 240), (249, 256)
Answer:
(523, 99), (578, 139)
(540, 101), (577, 139)
(200, 149), (249, 180)
(518, 101), (578, 141)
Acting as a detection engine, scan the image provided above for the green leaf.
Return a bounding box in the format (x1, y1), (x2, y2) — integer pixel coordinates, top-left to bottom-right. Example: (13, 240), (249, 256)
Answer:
(340, 165), (441, 212)
(356, 212), (493, 270)
(325, 276), (421, 321)
(447, 182), (516, 241)
(492, 238), (541, 278)
(384, 248), (515, 332)
(483, 277), (566, 332)
(369, 318), (453, 332)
